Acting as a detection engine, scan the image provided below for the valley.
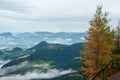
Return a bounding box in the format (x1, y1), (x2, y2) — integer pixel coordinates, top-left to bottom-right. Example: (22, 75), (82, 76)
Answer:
(0, 40), (85, 80)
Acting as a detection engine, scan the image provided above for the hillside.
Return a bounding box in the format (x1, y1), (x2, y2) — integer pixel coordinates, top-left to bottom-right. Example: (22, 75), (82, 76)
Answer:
(0, 41), (84, 80)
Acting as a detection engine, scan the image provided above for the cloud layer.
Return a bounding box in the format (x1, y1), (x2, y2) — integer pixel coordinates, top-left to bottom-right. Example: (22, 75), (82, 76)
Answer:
(0, 60), (76, 80)
(0, 0), (119, 32)
(0, 69), (76, 80)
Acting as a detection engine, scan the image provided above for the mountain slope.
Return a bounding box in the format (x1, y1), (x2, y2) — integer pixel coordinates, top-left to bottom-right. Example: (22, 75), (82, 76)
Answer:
(3, 41), (84, 68)
(1, 41), (84, 80)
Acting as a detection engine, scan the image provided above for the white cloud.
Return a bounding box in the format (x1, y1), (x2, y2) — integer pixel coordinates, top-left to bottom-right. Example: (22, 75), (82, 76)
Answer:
(0, 61), (76, 80)
(0, 60), (10, 68)
(45, 38), (72, 44)
(0, 69), (76, 80)
(0, 61), (28, 76)
(0, 0), (119, 32)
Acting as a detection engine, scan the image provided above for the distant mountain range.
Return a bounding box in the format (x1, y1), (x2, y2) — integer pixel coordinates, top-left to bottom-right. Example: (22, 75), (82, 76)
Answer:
(0, 32), (87, 49)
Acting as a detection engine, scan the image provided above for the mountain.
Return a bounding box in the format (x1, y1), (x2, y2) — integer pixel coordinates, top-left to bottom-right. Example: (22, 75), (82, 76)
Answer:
(0, 32), (87, 49)
(1, 41), (84, 80)
(0, 32), (13, 37)
(0, 47), (29, 60)
(27, 41), (66, 51)
(3, 41), (84, 68)
(12, 47), (22, 52)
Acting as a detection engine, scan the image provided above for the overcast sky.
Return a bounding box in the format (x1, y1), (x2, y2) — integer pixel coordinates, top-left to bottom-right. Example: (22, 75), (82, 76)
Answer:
(0, 0), (119, 33)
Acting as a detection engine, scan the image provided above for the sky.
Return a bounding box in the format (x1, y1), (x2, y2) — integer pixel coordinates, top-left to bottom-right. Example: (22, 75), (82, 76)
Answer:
(0, 0), (119, 33)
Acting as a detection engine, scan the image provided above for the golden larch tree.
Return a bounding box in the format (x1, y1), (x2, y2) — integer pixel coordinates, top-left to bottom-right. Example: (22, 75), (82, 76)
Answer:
(81, 6), (115, 80)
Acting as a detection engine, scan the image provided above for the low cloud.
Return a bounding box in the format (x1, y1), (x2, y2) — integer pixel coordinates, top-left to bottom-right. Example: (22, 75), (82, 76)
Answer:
(0, 60), (76, 80)
(0, 69), (76, 80)
(0, 61), (28, 76)
(0, 60), (10, 68)
(45, 38), (72, 44)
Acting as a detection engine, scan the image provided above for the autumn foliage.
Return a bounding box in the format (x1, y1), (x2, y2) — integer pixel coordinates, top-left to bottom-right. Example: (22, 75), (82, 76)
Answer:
(81, 6), (115, 80)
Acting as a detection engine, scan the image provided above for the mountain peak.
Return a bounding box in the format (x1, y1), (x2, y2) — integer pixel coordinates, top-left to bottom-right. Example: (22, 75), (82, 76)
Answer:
(39, 41), (48, 45)
(27, 41), (48, 51)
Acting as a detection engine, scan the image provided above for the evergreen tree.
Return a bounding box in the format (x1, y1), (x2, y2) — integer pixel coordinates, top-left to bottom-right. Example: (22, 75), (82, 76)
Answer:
(82, 6), (115, 80)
